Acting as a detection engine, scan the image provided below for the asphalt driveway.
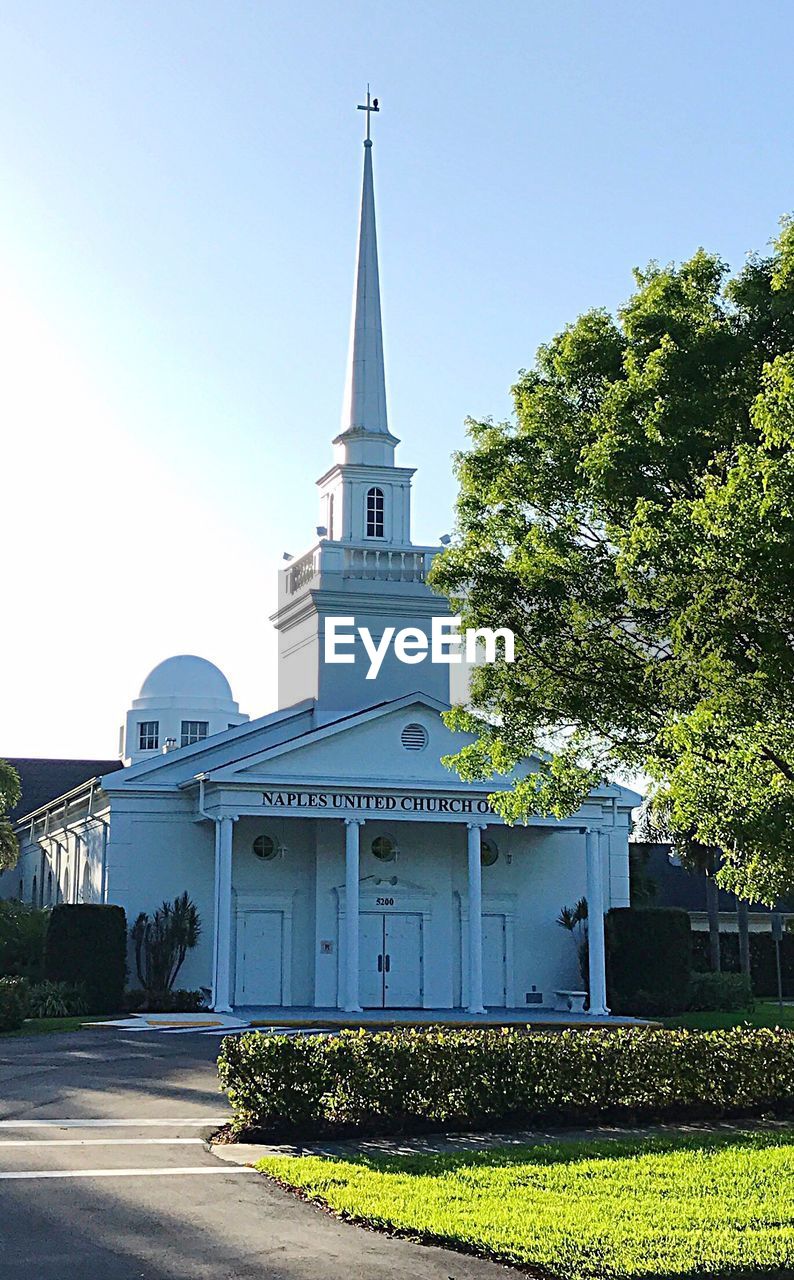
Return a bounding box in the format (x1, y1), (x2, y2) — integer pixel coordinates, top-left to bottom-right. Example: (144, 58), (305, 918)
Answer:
(0, 1026), (506, 1279)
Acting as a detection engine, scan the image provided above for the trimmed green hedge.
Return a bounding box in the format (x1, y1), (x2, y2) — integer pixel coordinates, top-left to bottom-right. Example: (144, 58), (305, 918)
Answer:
(687, 971), (754, 1012)
(607, 907), (692, 1015)
(217, 1026), (794, 1138)
(44, 905), (127, 1013)
(0, 901), (48, 980)
(0, 976), (28, 1031)
(692, 930), (794, 998)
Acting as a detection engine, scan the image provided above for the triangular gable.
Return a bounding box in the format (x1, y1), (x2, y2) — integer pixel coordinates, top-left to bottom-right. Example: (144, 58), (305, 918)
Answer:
(210, 693), (522, 790)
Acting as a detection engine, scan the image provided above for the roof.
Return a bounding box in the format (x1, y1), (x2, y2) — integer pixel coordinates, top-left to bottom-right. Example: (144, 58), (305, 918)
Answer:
(4, 757), (124, 823)
(634, 843), (792, 914)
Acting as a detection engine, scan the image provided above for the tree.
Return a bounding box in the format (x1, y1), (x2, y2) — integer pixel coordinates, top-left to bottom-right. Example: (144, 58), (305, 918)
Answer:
(430, 218), (794, 904)
(0, 760), (21, 873)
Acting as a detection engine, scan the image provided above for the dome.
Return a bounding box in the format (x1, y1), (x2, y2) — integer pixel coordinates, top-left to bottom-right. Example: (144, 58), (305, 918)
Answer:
(138, 655), (234, 703)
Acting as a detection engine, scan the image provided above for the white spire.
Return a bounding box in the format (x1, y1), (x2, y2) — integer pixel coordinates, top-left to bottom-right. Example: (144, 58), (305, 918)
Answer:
(340, 90), (388, 436)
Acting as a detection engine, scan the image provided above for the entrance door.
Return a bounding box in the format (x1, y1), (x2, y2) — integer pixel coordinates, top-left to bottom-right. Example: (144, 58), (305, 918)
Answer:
(359, 913), (385, 1008)
(482, 914), (507, 1007)
(235, 910), (283, 1005)
(360, 913), (423, 1008)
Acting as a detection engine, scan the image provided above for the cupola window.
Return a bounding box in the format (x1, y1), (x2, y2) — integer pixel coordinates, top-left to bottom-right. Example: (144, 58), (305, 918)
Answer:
(181, 720), (209, 747)
(365, 486), (385, 538)
(138, 720), (159, 751)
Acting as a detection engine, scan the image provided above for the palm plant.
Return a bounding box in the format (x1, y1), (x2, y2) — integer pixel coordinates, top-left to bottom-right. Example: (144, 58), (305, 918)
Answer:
(557, 897), (589, 986)
(131, 892), (201, 997)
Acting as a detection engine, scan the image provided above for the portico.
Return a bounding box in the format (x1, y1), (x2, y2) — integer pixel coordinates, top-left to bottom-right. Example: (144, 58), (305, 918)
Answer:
(198, 748), (618, 1018)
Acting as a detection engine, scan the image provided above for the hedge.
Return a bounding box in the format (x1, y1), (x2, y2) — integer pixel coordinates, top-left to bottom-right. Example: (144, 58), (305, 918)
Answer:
(692, 930), (794, 998)
(44, 905), (127, 1013)
(0, 901), (48, 980)
(217, 1026), (794, 1138)
(0, 976), (28, 1032)
(687, 971), (754, 1012)
(606, 907), (692, 1015)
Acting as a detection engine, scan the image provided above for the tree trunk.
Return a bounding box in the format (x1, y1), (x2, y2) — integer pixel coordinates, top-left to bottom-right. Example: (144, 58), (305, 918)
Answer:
(737, 898), (751, 977)
(705, 860), (721, 972)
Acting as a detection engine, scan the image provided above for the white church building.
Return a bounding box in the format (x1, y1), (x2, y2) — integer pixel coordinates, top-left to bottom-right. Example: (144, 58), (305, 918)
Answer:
(4, 102), (639, 1018)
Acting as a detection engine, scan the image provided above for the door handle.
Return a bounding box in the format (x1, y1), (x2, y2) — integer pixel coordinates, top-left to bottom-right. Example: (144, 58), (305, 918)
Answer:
(384, 954), (391, 973)
(377, 955), (383, 972)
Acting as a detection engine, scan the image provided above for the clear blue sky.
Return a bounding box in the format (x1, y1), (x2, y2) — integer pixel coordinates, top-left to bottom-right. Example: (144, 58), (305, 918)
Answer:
(1, 1), (792, 755)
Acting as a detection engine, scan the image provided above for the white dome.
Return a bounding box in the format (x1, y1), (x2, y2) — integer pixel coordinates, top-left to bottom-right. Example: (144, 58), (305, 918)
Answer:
(138, 655), (234, 703)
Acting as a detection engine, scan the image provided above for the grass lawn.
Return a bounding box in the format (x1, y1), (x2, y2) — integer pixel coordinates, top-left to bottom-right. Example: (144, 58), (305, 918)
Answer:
(661, 999), (794, 1031)
(258, 1129), (794, 1278)
(0, 1015), (108, 1038)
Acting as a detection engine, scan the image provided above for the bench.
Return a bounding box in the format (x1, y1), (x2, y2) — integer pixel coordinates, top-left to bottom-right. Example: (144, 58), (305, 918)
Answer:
(553, 989), (587, 1014)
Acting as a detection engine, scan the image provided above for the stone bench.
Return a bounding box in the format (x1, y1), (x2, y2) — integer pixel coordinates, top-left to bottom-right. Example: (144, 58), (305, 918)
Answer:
(553, 989), (587, 1013)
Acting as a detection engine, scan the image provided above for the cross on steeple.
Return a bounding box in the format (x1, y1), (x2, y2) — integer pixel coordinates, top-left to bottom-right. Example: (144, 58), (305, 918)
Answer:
(357, 87), (379, 144)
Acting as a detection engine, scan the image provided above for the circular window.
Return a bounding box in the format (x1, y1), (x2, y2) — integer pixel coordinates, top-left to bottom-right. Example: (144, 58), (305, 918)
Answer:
(401, 722), (428, 751)
(371, 835), (397, 862)
(481, 837), (499, 867)
(252, 834), (278, 861)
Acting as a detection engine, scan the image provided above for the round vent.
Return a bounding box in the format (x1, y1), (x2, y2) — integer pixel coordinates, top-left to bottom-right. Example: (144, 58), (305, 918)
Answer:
(401, 722), (428, 752)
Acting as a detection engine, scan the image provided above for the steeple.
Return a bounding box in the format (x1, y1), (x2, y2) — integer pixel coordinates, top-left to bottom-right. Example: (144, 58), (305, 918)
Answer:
(340, 89), (388, 437)
(272, 91), (451, 721)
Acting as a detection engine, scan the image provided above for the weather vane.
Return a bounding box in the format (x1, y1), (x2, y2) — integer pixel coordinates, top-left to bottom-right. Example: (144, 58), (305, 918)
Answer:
(357, 86), (379, 143)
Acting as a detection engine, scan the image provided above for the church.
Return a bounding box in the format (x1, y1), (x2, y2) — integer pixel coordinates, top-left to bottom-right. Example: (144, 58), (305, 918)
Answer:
(2, 99), (639, 1018)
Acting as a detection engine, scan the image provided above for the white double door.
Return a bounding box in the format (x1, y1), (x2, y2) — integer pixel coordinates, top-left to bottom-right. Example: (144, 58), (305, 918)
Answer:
(235, 909), (283, 1006)
(360, 912), (423, 1008)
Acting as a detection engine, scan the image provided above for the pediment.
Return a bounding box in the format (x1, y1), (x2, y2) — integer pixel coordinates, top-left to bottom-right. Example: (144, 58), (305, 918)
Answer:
(220, 696), (483, 788)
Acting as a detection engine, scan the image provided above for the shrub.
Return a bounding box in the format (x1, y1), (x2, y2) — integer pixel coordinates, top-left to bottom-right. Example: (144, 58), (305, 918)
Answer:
(688, 971), (754, 1013)
(131, 893), (200, 997)
(26, 980), (89, 1019)
(556, 899), (588, 989)
(692, 930), (794, 998)
(217, 1025), (794, 1139)
(44, 905), (127, 1013)
(0, 976), (29, 1031)
(607, 907), (692, 1015)
(0, 900), (48, 980)
(125, 987), (207, 1013)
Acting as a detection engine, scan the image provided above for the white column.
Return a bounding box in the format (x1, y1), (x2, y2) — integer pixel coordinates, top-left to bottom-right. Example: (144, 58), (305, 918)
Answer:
(586, 828), (609, 1016)
(467, 823), (486, 1014)
(213, 816), (235, 1013)
(344, 818), (363, 1012)
(99, 821), (109, 903)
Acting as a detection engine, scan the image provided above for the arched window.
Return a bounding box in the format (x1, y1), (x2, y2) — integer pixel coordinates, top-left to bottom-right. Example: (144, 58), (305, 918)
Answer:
(328, 493), (335, 540)
(81, 863), (92, 903)
(31, 875), (37, 905)
(63, 868), (70, 904)
(366, 486), (384, 538)
(47, 870), (53, 905)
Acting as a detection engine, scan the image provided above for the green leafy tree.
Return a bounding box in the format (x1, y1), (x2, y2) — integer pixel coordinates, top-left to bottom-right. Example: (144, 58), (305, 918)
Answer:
(431, 219), (794, 903)
(0, 760), (21, 873)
